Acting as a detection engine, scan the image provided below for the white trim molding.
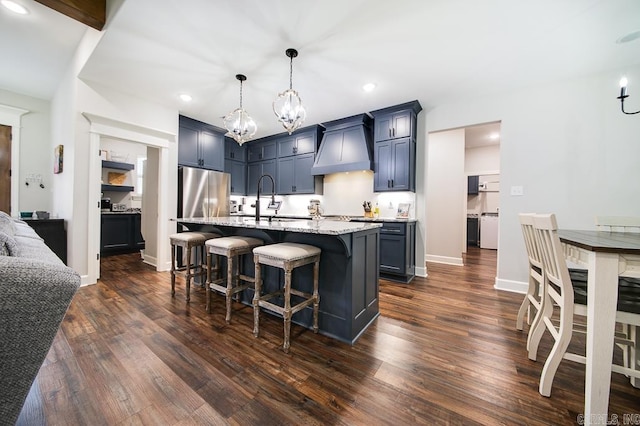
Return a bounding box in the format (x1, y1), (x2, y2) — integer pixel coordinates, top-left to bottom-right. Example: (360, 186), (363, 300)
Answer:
(426, 254), (464, 266)
(494, 278), (527, 293)
(0, 104), (29, 216)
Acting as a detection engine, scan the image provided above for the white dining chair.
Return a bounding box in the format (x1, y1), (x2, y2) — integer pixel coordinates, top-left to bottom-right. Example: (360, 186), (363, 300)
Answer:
(595, 215), (640, 386)
(516, 213), (544, 352)
(527, 213), (640, 397)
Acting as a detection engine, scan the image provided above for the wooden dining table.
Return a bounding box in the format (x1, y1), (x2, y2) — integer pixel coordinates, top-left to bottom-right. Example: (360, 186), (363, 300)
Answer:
(558, 230), (640, 425)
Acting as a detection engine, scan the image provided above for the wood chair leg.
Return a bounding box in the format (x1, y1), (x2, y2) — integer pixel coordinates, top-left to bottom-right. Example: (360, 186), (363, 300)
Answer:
(225, 255), (234, 323)
(206, 252), (212, 313)
(170, 244), (176, 297)
(253, 257), (261, 338)
(516, 277), (534, 331)
(283, 268), (292, 353)
(185, 247), (192, 302)
(313, 260), (319, 334)
(528, 292), (551, 361)
(539, 306), (573, 397)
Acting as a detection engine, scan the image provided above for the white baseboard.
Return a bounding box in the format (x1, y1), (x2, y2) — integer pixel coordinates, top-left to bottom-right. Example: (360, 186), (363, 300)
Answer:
(425, 254), (464, 266)
(80, 274), (96, 286)
(494, 278), (527, 294)
(416, 265), (428, 278)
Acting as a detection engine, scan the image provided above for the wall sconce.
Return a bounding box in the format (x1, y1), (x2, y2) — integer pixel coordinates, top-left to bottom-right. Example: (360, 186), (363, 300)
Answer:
(618, 77), (640, 115)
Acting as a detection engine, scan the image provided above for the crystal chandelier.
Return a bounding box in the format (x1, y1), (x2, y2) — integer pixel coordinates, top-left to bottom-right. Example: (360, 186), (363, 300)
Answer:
(273, 48), (306, 134)
(223, 74), (257, 145)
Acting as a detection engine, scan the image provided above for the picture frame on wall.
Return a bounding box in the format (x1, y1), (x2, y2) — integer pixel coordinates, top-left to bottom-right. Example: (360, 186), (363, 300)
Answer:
(54, 145), (63, 174)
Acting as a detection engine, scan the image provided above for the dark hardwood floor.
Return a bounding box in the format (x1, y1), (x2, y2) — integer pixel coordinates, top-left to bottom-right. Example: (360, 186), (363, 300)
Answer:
(17, 247), (640, 425)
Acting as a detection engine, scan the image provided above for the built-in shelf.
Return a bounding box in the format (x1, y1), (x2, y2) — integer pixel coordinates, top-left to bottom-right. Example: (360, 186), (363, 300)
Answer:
(101, 184), (134, 192)
(102, 160), (134, 170)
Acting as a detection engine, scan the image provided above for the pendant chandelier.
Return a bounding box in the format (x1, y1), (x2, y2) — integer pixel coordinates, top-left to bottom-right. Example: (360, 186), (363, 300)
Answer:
(223, 74), (257, 145)
(273, 48), (306, 134)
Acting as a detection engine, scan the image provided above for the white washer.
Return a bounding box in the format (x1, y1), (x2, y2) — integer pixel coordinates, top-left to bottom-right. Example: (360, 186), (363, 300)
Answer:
(480, 213), (499, 249)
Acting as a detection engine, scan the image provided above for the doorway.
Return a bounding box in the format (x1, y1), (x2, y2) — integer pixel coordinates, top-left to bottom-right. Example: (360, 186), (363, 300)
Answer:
(425, 121), (501, 267)
(0, 125), (11, 213)
(84, 113), (174, 285)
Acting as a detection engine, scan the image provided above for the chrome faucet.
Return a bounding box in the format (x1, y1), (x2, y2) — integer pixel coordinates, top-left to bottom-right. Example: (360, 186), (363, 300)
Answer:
(255, 174), (275, 221)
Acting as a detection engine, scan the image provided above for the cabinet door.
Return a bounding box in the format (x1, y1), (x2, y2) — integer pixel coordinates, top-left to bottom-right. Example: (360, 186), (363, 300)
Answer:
(178, 124), (201, 168)
(225, 137), (246, 161)
(199, 129), (224, 171)
(277, 136), (296, 158)
(133, 214), (145, 248)
(247, 160), (276, 195)
(295, 132), (315, 155)
(293, 153), (315, 193)
(373, 141), (392, 191)
(276, 156), (295, 194)
(225, 159), (246, 195)
(380, 234), (406, 274)
(101, 215), (132, 251)
(391, 111), (412, 139)
(468, 175), (479, 195)
(374, 113), (393, 141)
(389, 138), (411, 191)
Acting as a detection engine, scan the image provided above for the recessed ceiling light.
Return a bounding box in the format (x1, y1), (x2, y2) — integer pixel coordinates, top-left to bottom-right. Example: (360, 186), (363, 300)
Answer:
(362, 83), (376, 92)
(179, 94), (192, 102)
(1, 0), (28, 14)
(616, 30), (640, 44)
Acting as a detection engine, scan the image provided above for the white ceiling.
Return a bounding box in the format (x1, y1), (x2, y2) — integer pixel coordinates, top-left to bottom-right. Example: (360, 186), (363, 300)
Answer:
(2, 0), (640, 141)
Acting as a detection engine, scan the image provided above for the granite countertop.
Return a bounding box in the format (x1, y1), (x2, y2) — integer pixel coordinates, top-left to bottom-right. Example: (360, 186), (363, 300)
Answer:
(176, 216), (382, 235)
(230, 213), (416, 223)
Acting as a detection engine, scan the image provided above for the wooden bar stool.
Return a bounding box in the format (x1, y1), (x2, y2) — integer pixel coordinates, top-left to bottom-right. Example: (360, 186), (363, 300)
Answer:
(169, 231), (220, 301)
(252, 242), (321, 353)
(205, 236), (264, 323)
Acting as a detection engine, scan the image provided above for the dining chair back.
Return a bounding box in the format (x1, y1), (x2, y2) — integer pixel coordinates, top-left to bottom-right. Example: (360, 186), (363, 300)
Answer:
(526, 213), (575, 396)
(516, 213), (545, 352)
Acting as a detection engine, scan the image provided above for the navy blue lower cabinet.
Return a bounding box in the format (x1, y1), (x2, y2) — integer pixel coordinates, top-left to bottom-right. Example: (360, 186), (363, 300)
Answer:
(378, 221), (415, 283)
(176, 222), (380, 344)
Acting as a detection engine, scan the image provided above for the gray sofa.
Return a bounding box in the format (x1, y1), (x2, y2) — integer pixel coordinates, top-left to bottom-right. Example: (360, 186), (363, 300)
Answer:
(0, 211), (80, 425)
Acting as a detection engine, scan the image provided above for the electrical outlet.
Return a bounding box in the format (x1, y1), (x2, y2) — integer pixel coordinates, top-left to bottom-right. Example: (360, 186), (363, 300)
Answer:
(510, 185), (524, 196)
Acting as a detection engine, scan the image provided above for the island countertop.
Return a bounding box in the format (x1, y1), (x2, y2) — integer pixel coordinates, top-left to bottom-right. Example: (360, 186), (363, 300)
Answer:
(175, 216), (381, 344)
(175, 216), (382, 235)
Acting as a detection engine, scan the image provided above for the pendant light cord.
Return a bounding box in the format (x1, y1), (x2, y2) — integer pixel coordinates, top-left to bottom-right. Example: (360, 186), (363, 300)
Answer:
(289, 55), (293, 90)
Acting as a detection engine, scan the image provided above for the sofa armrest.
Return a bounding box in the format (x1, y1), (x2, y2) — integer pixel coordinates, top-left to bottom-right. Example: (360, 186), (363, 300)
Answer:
(0, 256), (81, 424)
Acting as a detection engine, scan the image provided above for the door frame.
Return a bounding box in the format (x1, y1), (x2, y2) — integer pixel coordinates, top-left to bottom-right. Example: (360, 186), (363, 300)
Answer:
(83, 113), (175, 284)
(0, 104), (29, 216)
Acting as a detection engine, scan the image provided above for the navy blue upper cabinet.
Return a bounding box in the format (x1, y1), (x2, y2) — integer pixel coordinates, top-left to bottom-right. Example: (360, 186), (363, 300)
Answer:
(277, 153), (319, 194)
(247, 160), (276, 195)
(373, 110), (413, 141)
(178, 115), (225, 171)
(247, 138), (277, 162)
(277, 131), (317, 157)
(225, 158), (246, 195)
(225, 137), (246, 162)
(370, 101), (422, 192)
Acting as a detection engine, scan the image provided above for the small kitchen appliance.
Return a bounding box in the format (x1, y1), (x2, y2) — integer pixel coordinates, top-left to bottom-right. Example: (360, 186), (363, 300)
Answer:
(308, 199), (322, 217)
(111, 203), (127, 212)
(101, 198), (112, 212)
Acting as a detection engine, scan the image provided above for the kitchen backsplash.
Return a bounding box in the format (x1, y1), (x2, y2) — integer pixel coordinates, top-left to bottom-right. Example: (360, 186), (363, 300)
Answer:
(234, 171), (416, 219)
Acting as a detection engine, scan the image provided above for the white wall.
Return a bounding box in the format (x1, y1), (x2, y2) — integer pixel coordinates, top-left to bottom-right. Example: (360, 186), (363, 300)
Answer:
(425, 128), (465, 265)
(465, 144), (500, 174)
(425, 65), (640, 292)
(0, 89), (52, 213)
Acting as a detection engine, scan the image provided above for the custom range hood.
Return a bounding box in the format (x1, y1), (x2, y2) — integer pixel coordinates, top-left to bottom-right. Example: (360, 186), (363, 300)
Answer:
(311, 113), (373, 175)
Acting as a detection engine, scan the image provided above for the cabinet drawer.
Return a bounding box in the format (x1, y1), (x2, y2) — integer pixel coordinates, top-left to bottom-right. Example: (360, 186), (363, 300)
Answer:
(380, 222), (406, 235)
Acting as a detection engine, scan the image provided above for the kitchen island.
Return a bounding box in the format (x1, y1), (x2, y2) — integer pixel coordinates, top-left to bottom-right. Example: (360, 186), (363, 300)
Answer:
(176, 217), (381, 344)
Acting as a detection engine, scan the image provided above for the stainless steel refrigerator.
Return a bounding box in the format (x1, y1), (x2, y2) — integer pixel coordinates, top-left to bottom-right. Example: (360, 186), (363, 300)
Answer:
(178, 166), (230, 218)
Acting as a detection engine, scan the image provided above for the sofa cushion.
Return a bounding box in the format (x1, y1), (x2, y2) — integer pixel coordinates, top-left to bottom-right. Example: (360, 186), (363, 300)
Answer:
(0, 231), (18, 256)
(0, 212), (17, 237)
